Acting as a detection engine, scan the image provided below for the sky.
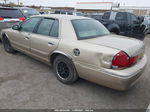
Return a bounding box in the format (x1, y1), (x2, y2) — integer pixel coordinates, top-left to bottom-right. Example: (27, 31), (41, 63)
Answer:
(1, 0), (150, 7)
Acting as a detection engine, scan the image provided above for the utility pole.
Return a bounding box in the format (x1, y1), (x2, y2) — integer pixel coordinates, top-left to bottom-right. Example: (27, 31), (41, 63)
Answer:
(17, 0), (19, 6)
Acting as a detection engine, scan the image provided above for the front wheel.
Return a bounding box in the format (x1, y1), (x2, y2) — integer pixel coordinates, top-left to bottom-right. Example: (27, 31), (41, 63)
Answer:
(3, 36), (15, 53)
(53, 55), (78, 84)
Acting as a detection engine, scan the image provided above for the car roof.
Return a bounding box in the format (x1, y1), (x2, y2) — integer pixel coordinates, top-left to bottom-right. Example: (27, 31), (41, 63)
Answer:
(32, 14), (91, 20)
(0, 7), (33, 10)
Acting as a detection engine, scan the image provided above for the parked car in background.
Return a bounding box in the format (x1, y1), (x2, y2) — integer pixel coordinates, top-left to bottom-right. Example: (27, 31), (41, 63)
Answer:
(84, 13), (103, 21)
(39, 11), (45, 14)
(53, 10), (84, 16)
(99, 11), (145, 40)
(1, 15), (147, 90)
(143, 15), (150, 35)
(0, 7), (40, 39)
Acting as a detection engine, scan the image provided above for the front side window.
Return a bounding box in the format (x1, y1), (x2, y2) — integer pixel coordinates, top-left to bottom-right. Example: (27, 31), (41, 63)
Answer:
(115, 12), (127, 21)
(36, 18), (55, 36)
(72, 19), (110, 40)
(21, 17), (41, 33)
(131, 14), (138, 23)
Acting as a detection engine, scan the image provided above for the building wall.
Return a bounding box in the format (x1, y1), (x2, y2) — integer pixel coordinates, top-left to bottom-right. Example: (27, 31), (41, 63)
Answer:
(120, 6), (150, 16)
(120, 9), (148, 16)
(76, 2), (112, 10)
(76, 9), (109, 13)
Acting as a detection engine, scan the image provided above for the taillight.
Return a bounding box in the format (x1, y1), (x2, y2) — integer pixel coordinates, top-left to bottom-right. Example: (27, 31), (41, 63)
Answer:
(112, 51), (139, 69)
(112, 51), (130, 68)
(129, 56), (139, 65)
(0, 17), (4, 21)
(19, 17), (26, 22)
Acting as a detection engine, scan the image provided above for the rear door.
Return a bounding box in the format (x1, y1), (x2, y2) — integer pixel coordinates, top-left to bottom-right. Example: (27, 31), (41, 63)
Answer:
(115, 12), (128, 34)
(30, 18), (60, 62)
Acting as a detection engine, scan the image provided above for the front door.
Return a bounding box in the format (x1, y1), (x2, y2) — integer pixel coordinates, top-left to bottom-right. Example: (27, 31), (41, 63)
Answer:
(115, 12), (128, 34)
(10, 17), (41, 54)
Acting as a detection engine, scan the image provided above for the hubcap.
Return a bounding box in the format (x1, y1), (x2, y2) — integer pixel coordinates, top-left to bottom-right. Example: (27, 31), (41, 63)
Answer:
(57, 62), (70, 79)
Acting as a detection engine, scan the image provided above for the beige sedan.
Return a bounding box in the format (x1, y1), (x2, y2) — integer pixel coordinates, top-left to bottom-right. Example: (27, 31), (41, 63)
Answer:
(0, 15), (147, 90)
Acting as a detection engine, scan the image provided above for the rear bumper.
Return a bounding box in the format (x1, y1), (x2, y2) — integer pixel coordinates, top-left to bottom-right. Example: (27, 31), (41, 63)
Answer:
(74, 55), (147, 91)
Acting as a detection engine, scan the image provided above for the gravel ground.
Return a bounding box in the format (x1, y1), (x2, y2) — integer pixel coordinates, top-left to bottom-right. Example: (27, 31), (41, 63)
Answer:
(0, 36), (149, 109)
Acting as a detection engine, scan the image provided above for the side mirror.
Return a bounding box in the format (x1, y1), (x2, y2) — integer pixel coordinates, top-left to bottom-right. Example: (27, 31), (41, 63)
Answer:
(12, 25), (20, 30)
(138, 16), (144, 23)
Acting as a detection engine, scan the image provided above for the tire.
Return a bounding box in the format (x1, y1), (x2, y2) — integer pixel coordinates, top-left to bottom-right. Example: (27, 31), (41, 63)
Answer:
(110, 28), (120, 34)
(2, 36), (15, 53)
(53, 55), (78, 84)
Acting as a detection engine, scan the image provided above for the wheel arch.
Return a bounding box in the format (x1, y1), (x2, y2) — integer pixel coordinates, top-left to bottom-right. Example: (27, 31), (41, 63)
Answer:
(49, 51), (72, 65)
(107, 23), (120, 34)
(1, 32), (9, 42)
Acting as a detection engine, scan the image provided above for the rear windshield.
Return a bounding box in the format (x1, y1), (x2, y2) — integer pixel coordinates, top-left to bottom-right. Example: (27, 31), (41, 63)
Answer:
(0, 8), (24, 18)
(72, 19), (110, 40)
(22, 9), (40, 17)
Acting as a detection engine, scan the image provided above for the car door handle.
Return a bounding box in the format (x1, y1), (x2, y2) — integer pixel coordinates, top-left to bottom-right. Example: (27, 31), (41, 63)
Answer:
(24, 36), (30, 40)
(48, 42), (55, 46)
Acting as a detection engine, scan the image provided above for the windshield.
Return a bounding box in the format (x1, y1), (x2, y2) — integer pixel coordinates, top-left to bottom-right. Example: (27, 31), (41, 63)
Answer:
(0, 8), (24, 18)
(72, 19), (110, 40)
(22, 9), (40, 17)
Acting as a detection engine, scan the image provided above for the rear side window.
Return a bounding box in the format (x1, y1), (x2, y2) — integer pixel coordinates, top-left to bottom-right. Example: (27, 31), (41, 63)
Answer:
(36, 18), (55, 36)
(115, 12), (127, 21)
(21, 18), (41, 33)
(102, 12), (110, 19)
(0, 8), (23, 18)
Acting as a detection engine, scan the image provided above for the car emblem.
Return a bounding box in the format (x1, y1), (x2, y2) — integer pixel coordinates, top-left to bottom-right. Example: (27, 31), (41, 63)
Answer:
(73, 49), (80, 56)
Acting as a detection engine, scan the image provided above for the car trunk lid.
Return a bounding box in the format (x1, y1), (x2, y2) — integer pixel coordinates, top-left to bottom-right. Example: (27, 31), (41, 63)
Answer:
(82, 34), (145, 57)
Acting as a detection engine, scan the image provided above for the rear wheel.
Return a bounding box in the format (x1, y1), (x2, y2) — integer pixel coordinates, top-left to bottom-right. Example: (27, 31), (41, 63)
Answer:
(110, 28), (120, 34)
(2, 36), (15, 53)
(53, 55), (78, 84)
